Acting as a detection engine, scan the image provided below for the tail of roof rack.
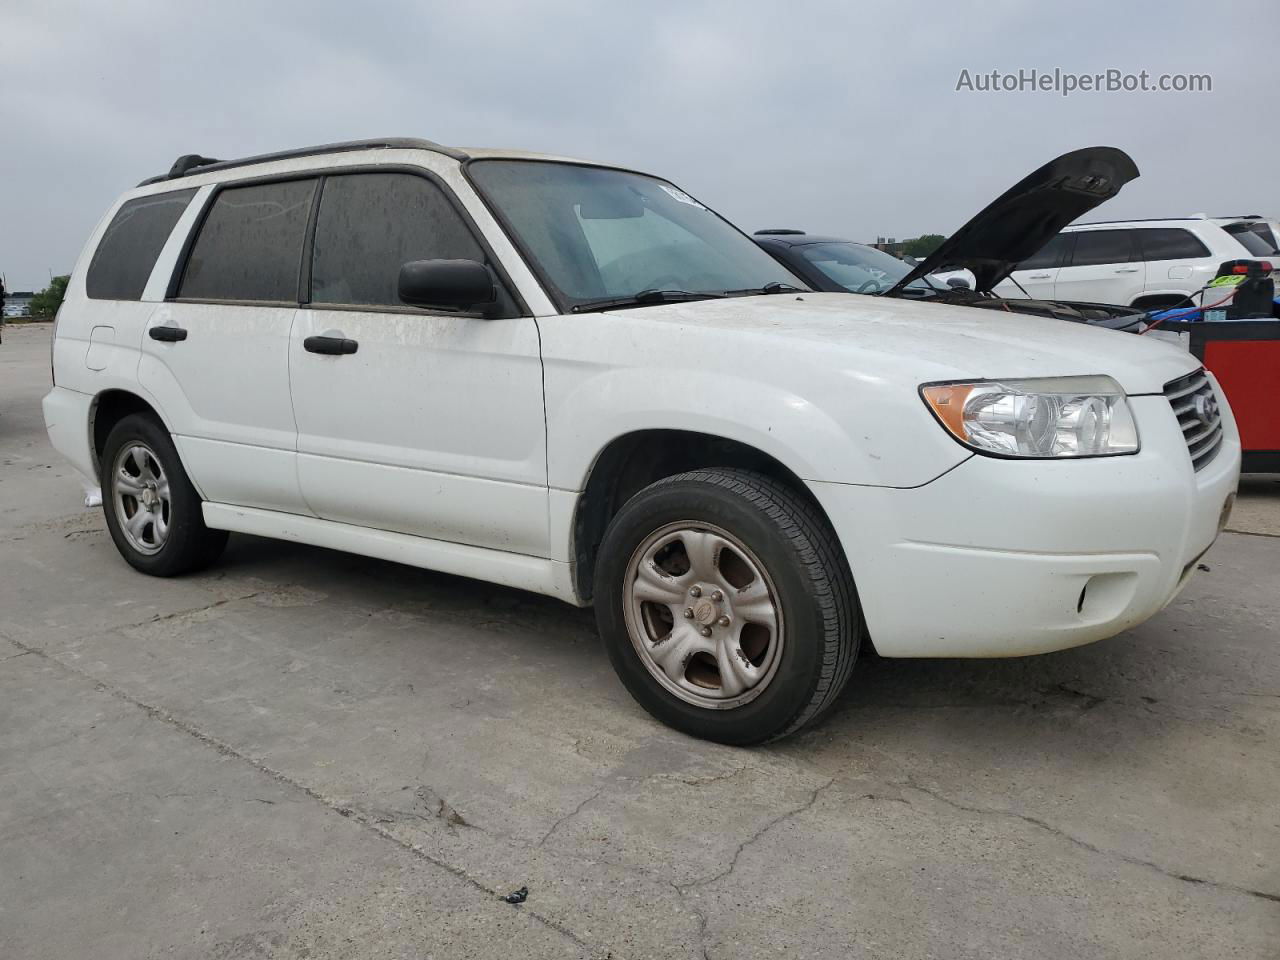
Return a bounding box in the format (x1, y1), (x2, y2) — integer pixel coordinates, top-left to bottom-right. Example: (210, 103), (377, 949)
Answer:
(754, 229), (807, 236)
(1074, 216), (1200, 226)
(137, 138), (469, 186)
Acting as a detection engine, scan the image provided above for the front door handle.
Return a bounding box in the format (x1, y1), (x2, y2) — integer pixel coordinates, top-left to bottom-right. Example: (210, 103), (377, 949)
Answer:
(1026, 273), (1052, 280)
(304, 335), (359, 356)
(148, 325), (188, 342)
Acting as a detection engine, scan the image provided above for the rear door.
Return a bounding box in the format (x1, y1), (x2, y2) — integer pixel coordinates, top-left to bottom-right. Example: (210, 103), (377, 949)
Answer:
(289, 170), (548, 555)
(1133, 227), (1214, 300)
(139, 177), (316, 513)
(993, 232), (1072, 299)
(1052, 228), (1145, 305)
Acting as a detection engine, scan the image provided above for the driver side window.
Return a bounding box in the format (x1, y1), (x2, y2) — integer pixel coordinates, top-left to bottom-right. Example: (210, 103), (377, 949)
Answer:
(310, 172), (515, 315)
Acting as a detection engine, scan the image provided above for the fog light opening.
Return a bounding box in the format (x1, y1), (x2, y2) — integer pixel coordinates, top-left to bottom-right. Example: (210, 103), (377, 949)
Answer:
(1076, 571), (1140, 623)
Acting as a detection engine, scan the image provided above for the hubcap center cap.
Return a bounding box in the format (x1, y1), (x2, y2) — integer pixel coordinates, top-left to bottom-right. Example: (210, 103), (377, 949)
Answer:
(693, 599), (717, 625)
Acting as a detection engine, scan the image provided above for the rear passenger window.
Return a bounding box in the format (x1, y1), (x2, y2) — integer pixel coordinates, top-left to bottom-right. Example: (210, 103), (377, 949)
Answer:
(179, 179), (316, 302)
(310, 173), (486, 307)
(87, 189), (197, 300)
(1017, 233), (1071, 271)
(1069, 230), (1134, 267)
(1136, 228), (1210, 260)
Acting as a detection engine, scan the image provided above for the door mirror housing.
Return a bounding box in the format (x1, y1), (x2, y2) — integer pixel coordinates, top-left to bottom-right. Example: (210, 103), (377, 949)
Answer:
(398, 259), (497, 312)
(946, 276), (972, 290)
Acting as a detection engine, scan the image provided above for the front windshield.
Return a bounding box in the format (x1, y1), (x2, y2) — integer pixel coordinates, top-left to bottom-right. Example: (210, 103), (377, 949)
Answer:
(799, 241), (933, 294)
(468, 160), (804, 310)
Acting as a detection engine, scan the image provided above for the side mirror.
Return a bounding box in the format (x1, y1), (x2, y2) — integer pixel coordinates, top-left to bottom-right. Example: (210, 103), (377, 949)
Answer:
(398, 259), (497, 312)
(946, 276), (971, 290)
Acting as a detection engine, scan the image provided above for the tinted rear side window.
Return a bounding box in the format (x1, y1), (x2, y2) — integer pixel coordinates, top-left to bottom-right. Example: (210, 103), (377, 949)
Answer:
(1136, 228), (1210, 260)
(310, 173), (487, 307)
(1017, 233), (1071, 271)
(1069, 229), (1135, 267)
(179, 179), (316, 302)
(86, 189), (197, 300)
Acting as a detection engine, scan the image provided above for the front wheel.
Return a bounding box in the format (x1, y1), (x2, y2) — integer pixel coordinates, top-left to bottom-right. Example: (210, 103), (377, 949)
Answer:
(594, 468), (862, 744)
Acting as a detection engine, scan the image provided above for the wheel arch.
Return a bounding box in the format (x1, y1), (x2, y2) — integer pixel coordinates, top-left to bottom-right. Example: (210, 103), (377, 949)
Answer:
(90, 389), (171, 481)
(1130, 293), (1193, 310)
(570, 428), (840, 602)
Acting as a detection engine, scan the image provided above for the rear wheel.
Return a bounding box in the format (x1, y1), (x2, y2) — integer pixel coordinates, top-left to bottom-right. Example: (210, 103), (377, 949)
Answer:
(594, 468), (862, 744)
(101, 413), (228, 576)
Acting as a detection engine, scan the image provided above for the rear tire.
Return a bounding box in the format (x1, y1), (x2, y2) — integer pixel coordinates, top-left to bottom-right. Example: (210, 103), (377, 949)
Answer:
(100, 413), (228, 576)
(594, 468), (862, 744)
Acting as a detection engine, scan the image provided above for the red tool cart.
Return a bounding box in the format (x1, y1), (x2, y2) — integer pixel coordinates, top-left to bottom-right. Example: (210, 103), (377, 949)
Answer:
(1160, 319), (1280, 472)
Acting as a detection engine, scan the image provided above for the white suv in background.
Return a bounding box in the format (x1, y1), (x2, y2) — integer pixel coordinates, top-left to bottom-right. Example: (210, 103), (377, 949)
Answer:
(44, 139), (1240, 744)
(995, 216), (1278, 309)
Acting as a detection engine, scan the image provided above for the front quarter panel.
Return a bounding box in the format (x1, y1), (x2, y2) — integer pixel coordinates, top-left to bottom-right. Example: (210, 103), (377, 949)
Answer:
(538, 311), (972, 491)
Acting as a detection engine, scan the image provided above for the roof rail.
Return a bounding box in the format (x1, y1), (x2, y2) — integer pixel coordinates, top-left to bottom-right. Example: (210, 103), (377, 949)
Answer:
(137, 138), (469, 186)
(1073, 216), (1197, 226)
(754, 228), (806, 236)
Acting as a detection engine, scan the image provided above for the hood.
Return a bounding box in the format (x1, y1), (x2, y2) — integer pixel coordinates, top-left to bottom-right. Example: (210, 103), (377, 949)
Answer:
(886, 146), (1140, 296)
(623, 292), (1196, 395)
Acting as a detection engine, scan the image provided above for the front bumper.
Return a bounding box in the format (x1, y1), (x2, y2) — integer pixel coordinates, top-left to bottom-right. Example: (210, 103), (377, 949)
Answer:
(809, 385), (1241, 657)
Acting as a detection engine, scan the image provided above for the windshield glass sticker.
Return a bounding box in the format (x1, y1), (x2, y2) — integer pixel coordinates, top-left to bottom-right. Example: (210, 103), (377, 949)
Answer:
(660, 184), (706, 209)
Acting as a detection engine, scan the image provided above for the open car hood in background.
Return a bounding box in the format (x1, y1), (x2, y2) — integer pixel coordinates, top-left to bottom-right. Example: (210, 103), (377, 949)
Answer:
(885, 146), (1140, 296)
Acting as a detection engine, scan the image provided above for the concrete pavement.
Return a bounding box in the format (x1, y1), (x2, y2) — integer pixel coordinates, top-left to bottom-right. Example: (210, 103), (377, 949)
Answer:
(2, 323), (1277, 959)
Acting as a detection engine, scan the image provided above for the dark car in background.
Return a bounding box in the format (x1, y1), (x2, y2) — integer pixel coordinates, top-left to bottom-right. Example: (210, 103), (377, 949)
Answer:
(755, 147), (1149, 330)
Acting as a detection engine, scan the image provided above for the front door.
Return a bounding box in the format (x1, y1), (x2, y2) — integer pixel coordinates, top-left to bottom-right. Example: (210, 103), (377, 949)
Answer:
(140, 177), (318, 513)
(994, 232), (1072, 300)
(288, 171), (548, 556)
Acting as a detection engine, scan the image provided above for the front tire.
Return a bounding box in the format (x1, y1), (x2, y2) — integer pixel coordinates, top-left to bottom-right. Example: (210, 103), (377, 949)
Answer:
(594, 468), (862, 744)
(100, 413), (228, 576)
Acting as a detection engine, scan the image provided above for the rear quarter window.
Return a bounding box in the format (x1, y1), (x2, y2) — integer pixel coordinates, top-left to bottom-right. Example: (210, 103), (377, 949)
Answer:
(86, 189), (198, 300)
(179, 179), (317, 303)
(1221, 222), (1277, 257)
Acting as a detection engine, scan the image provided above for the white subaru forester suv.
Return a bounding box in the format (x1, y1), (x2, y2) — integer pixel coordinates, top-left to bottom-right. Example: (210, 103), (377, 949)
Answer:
(44, 138), (1241, 744)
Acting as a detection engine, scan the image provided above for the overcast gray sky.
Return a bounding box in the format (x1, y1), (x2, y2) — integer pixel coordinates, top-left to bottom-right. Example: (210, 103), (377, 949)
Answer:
(2, 0), (1275, 291)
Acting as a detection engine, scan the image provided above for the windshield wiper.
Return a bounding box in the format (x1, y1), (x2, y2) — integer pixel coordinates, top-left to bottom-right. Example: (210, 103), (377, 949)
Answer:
(570, 289), (726, 313)
(721, 281), (805, 296)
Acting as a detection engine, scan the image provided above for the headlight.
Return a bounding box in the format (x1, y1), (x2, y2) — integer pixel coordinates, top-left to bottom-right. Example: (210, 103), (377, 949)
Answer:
(921, 375), (1139, 458)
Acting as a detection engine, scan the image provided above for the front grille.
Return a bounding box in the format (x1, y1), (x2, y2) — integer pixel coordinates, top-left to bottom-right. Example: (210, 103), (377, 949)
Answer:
(1163, 369), (1224, 471)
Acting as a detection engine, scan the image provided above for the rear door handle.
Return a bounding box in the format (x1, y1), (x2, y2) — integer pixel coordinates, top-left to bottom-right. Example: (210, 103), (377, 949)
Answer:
(304, 335), (359, 356)
(148, 325), (188, 342)
(1115, 267), (1140, 273)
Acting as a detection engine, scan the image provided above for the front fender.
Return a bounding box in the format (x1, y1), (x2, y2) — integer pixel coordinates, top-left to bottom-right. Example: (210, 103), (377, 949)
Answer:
(540, 338), (969, 491)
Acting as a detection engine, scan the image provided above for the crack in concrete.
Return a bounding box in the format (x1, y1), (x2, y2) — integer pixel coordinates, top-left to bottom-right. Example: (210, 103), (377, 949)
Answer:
(537, 787), (604, 847)
(678, 777), (836, 893)
(6, 635), (620, 959)
(150, 791), (284, 805)
(128, 591), (266, 628)
(900, 778), (1280, 904)
(673, 777), (836, 960)
(1224, 528), (1280, 540)
(0, 649), (34, 664)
